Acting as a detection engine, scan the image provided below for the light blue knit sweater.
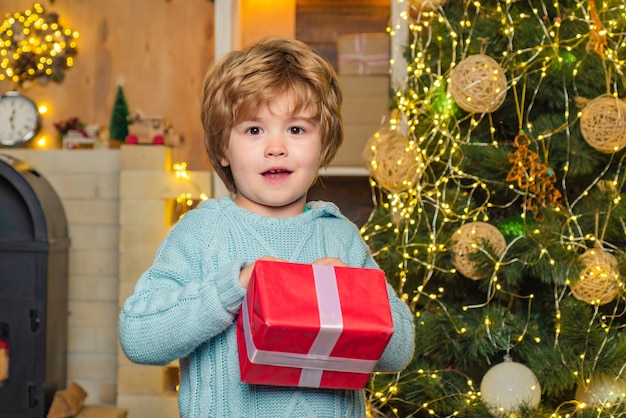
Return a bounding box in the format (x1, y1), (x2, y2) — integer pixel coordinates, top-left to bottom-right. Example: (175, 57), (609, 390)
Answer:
(119, 197), (415, 418)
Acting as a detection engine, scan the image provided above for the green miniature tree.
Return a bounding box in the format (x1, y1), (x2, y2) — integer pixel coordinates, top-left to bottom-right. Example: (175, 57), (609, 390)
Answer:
(109, 85), (130, 142)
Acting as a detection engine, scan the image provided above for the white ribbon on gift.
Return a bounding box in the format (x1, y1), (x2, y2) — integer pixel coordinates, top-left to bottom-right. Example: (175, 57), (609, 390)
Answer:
(241, 263), (378, 387)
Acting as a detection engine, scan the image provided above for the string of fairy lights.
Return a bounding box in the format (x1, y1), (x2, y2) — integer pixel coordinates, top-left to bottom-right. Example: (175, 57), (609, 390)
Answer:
(362, 0), (626, 416)
(172, 162), (209, 223)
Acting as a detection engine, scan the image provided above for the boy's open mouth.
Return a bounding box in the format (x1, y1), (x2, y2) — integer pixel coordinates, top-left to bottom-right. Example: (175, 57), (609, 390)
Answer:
(262, 169), (292, 179)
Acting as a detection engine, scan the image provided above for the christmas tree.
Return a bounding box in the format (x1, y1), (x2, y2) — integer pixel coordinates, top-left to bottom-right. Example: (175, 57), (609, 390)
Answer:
(362, 0), (626, 416)
(109, 85), (130, 142)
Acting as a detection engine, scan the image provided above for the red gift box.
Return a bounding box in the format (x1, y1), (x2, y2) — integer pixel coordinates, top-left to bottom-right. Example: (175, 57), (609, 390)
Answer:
(236, 260), (394, 389)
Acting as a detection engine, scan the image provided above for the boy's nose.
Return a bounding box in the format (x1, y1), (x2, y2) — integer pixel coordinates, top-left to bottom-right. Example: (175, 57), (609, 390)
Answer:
(265, 136), (287, 157)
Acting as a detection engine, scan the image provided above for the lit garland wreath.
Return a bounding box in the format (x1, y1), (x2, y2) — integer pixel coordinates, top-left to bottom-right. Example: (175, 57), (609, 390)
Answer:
(0, 3), (78, 87)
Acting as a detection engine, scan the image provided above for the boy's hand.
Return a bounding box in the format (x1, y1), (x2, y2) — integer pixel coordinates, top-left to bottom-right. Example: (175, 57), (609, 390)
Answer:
(239, 257), (347, 289)
(312, 257), (347, 267)
(239, 256), (285, 289)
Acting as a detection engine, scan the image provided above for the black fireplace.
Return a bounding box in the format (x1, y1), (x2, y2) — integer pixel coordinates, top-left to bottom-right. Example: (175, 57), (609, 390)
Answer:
(0, 154), (70, 417)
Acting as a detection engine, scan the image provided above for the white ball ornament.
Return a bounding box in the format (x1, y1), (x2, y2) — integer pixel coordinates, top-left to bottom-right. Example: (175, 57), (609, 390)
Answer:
(480, 356), (541, 416)
(575, 374), (626, 406)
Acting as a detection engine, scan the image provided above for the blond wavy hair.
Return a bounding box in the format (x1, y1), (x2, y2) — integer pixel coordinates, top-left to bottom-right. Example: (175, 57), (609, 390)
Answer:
(201, 37), (343, 193)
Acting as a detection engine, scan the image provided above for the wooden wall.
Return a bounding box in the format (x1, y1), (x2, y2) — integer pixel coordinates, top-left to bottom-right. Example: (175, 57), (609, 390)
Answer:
(0, 0), (215, 169)
(240, 0), (296, 47)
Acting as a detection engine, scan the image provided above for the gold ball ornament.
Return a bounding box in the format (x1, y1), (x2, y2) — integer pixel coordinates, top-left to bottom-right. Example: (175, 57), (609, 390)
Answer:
(575, 374), (626, 406)
(450, 222), (507, 280)
(570, 248), (621, 305)
(362, 128), (423, 193)
(449, 54), (508, 113)
(480, 357), (542, 416)
(579, 95), (626, 154)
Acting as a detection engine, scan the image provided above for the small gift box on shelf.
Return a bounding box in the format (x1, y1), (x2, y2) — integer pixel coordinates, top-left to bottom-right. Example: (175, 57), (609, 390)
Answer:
(337, 33), (390, 76)
(236, 260), (394, 389)
(62, 126), (100, 149)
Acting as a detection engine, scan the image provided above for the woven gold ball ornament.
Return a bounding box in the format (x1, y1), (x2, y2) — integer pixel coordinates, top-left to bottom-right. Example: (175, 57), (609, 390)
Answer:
(410, 0), (448, 13)
(570, 247), (621, 305)
(579, 95), (626, 154)
(362, 128), (423, 193)
(575, 374), (626, 406)
(449, 54), (508, 114)
(450, 222), (507, 280)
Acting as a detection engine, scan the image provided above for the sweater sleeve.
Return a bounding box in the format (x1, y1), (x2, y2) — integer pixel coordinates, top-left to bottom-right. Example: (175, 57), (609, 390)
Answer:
(375, 282), (415, 372)
(119, 205), (247, 365)
(359, 248), (415, 373)
(327, 216), (416, 373)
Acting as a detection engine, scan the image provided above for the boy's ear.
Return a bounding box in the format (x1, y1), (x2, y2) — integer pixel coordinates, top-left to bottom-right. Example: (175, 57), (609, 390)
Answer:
(220, 156), (230, 167)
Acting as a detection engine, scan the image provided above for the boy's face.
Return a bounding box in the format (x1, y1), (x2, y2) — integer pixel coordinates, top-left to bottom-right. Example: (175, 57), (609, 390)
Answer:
(221, 92), (323, 217)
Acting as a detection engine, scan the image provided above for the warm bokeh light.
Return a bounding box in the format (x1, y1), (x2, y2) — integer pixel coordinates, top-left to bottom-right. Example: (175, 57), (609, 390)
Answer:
(36, 136), (48, 148)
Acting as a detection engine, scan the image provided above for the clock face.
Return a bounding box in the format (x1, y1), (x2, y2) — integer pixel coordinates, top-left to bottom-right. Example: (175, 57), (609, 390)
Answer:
(0, 91), (41, 147)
